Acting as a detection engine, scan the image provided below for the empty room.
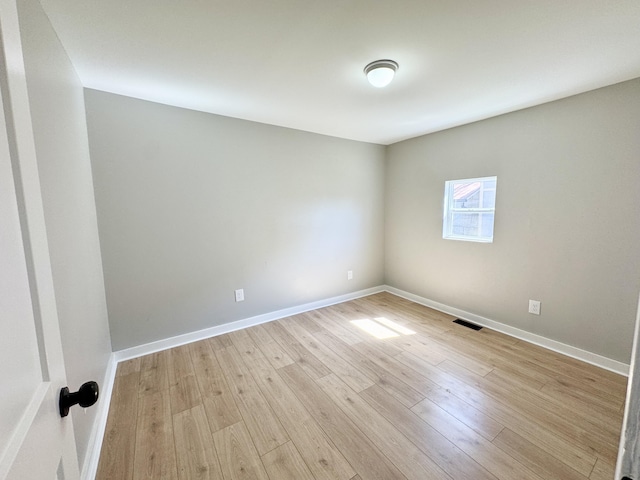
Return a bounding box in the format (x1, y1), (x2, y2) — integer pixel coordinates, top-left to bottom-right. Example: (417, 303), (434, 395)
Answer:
(2, 0), (640, 480)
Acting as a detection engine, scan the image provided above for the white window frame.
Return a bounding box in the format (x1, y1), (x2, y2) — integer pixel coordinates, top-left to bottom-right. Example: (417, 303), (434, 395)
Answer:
(442, 176), (497, 243)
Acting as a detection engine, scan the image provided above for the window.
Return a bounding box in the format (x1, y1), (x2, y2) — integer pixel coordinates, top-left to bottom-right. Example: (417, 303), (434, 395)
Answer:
(443, 176), (497, 242)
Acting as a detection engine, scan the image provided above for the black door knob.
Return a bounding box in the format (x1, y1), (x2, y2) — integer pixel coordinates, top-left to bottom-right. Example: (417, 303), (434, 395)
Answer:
(59, 381), (99, 417)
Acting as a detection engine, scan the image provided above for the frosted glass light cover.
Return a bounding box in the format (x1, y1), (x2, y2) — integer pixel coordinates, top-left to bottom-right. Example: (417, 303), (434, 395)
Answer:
(367, 67), (395, 88)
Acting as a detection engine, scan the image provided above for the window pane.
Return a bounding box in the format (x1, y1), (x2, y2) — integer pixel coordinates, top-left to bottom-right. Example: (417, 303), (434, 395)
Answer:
(482, 178), (497, 190)
(451, 212), (494, 239)
(453, 182), (481, 208)
(481, 190), (495, 208)
(480, 212), (495, 238)
(451, 212), (480, 236)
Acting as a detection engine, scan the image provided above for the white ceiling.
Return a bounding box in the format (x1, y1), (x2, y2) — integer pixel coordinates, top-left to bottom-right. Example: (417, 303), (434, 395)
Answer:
(39, 0), (640, 145)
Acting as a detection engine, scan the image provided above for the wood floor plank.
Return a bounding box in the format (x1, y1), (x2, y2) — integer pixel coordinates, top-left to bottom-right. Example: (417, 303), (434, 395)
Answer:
(188, 340), (220, 398)
(388, 335), (448, 366)
(306, 307), (370, 345)
(353, 341), (505, 440)
(485, 366), (547, 393)
(168, 344), (196, 383)
(262, 319), (332, 379)
(355, 295), (453, 336)
(433, 358), (599, 476)
(319, 303), (410, 357)
(173, 404), (223, 480)
(541, 376), (625, 416)
(480, 344), (618, 405)
(411, 396), (544, 480)
(212, 422), (270, 480)
(228, 328), (356, 480)
(117, 357), (141, 377)
(373, 293), (456, 326)
(96, 372), (139, 480)
(488, 368), (622, 438)
(279, 363), (407, 480)
(360, 384), (499, 480)
(417, 381), (505, 441)
(188, 340), (242, 433)
(392, 333), (495, 377)
(353, 295), (450, 330)
(506, 340), (626, 397)
(168, 344), (201, 414)
(436, 330), (553, 388)
(261, 441), (315, 480)
(139, 351), (170, 396)
(440, 359), (621, 463)
(247, 324), (295, 369)
(290, 311), (324, 333)
(589, 458), (615, 480)
(170, 374), (202, 415)
(323, 299), (413, 346)
(215, 345), (289, 455)
(133, 390), (177, 479)
(311, 327), (425, 408)
(493, 428), (589, 480)
(397, 348), (598, 477)
(279, 315), (375, 392)
(208, 334), (233, 351)
(318, 373), (452, 479)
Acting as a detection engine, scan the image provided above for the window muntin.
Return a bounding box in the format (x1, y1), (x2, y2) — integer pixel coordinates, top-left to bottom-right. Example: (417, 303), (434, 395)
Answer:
(443, 176), (497, 242)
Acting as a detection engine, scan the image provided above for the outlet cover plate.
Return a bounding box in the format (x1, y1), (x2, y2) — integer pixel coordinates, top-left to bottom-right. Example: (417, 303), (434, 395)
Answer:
(528, 300), (541, 315)
(235, 289), (245, 302)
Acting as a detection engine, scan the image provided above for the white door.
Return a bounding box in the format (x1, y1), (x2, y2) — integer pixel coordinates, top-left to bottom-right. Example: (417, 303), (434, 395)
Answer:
(0, 0), (80, 478)
(616, 294), (640, 480)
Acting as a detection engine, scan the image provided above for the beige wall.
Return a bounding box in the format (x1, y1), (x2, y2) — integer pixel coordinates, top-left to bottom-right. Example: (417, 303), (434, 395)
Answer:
(18, 0), (112, 470)
(385, 79), (640, 363)
(85, 90), (386, 350)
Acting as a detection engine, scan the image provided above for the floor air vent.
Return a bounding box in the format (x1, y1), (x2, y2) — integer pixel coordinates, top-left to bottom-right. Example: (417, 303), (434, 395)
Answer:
(453, 319), (483, 331)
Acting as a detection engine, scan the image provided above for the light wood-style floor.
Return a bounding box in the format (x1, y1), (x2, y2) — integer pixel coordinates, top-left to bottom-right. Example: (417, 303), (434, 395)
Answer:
(96, 292), (627, 480)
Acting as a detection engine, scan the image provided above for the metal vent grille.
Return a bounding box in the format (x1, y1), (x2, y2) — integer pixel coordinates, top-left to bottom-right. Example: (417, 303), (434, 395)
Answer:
(453, 319), (483, 331)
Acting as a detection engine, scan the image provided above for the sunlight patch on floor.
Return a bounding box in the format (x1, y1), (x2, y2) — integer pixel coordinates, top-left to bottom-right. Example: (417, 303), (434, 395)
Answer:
(373, 317), (416, 336)
(350, 317), (416, 339)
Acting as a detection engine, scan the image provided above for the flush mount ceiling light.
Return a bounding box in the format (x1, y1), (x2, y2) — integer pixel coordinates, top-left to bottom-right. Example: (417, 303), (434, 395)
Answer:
(364, 59), (399, 88)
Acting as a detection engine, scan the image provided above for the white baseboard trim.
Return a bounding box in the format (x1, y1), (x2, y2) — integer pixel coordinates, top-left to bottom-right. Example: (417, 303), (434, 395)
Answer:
(114, 285), (385, 362)
(384, 285), (630, 376)
(81, 352), (118, 480)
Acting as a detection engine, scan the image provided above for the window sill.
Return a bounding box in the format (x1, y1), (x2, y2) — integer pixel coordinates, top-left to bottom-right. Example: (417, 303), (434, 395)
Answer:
(443, 235), (493, 243)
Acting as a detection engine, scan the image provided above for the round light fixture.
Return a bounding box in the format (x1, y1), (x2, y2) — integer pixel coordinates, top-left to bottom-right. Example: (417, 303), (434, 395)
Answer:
(364, 59), (399, 88)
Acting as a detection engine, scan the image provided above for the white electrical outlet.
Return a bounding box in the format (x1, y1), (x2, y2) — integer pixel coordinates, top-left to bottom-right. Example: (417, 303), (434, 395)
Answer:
(235, 289), (244, 302)
(347, 270), (353, 280)
(528, 300), (541, 315)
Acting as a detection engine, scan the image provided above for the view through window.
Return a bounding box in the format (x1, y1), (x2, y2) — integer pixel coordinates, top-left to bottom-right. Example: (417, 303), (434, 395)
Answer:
(443, 176), (497, 242)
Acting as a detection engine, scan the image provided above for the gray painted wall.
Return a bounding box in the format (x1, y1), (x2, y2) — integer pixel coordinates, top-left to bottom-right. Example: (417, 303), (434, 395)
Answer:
(85, 90), (386, 350)
(385, 79), (640, 363)
(18, 0), (112, 469)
